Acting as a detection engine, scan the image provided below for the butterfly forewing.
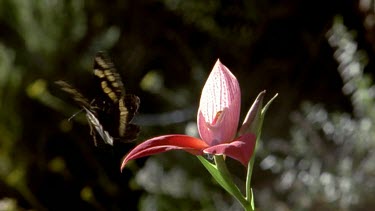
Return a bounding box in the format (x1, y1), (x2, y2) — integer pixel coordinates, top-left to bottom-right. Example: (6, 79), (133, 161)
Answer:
(55, 80), (92, 109)
(92, 52), (140, 143)
(93, 52), (125, 103)
(55, 80), (103, 145)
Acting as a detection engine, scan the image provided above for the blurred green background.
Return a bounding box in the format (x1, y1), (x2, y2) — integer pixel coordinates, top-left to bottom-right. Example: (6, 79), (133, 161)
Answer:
(0, 0), (374, 210)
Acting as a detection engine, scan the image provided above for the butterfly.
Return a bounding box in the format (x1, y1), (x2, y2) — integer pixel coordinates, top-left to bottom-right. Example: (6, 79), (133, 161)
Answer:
(56, 52), (140, 146)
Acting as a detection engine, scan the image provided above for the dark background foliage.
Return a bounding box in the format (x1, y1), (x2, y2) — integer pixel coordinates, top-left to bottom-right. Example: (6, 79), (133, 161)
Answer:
(0, 0), (374, 210)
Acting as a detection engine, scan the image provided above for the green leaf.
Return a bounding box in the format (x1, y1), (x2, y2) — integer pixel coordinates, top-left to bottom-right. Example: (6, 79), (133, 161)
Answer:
(245, 93), (278, 210)
(238, 91), (265, 136)
(262, 93), (278, 117)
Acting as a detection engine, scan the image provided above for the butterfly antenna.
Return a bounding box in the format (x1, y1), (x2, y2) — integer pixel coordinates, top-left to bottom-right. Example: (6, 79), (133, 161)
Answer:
(68, 108), (84, 121)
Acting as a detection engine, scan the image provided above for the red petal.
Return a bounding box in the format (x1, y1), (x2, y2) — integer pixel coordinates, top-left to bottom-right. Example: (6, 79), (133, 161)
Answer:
(121, 135), (209, 171)
(203, 133), (256, 166)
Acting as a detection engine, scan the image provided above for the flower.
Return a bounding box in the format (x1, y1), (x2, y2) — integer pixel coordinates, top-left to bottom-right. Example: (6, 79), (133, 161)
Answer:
(121, 60), (257, 170)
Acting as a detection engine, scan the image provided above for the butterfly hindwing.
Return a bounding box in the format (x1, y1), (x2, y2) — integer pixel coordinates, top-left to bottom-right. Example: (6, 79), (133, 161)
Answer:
(118, 94), (140, 140)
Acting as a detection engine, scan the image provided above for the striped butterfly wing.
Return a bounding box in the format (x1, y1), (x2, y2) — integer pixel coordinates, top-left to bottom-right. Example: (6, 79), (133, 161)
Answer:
(118, 94), (140, 141)
(55, 80), (109, 146)
(56, 52), (140, 145)
(92, 52), (140, 143)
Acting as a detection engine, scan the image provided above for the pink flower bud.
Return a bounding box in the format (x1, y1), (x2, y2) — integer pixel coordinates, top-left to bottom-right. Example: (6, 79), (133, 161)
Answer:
(197, 59), (241, 146)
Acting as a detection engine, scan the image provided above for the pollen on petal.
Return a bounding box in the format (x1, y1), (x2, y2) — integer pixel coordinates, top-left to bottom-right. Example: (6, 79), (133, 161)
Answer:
(212, 111), (223, 125)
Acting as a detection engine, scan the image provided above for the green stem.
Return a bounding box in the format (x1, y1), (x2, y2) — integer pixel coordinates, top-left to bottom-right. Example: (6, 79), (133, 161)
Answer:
(245, 155), (255, 211)
(214, 155), (251, 210)
(245, 155), (255, 201)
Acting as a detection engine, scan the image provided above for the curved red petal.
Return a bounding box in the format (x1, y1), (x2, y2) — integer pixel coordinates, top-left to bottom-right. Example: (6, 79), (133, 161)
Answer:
(203, 133), (256, 166)
(121, 135), (208, 171)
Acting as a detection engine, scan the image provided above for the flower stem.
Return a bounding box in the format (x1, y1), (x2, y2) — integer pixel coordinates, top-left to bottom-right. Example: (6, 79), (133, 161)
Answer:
(245, 155), (255, 211)
(214, 155), (251, 210)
